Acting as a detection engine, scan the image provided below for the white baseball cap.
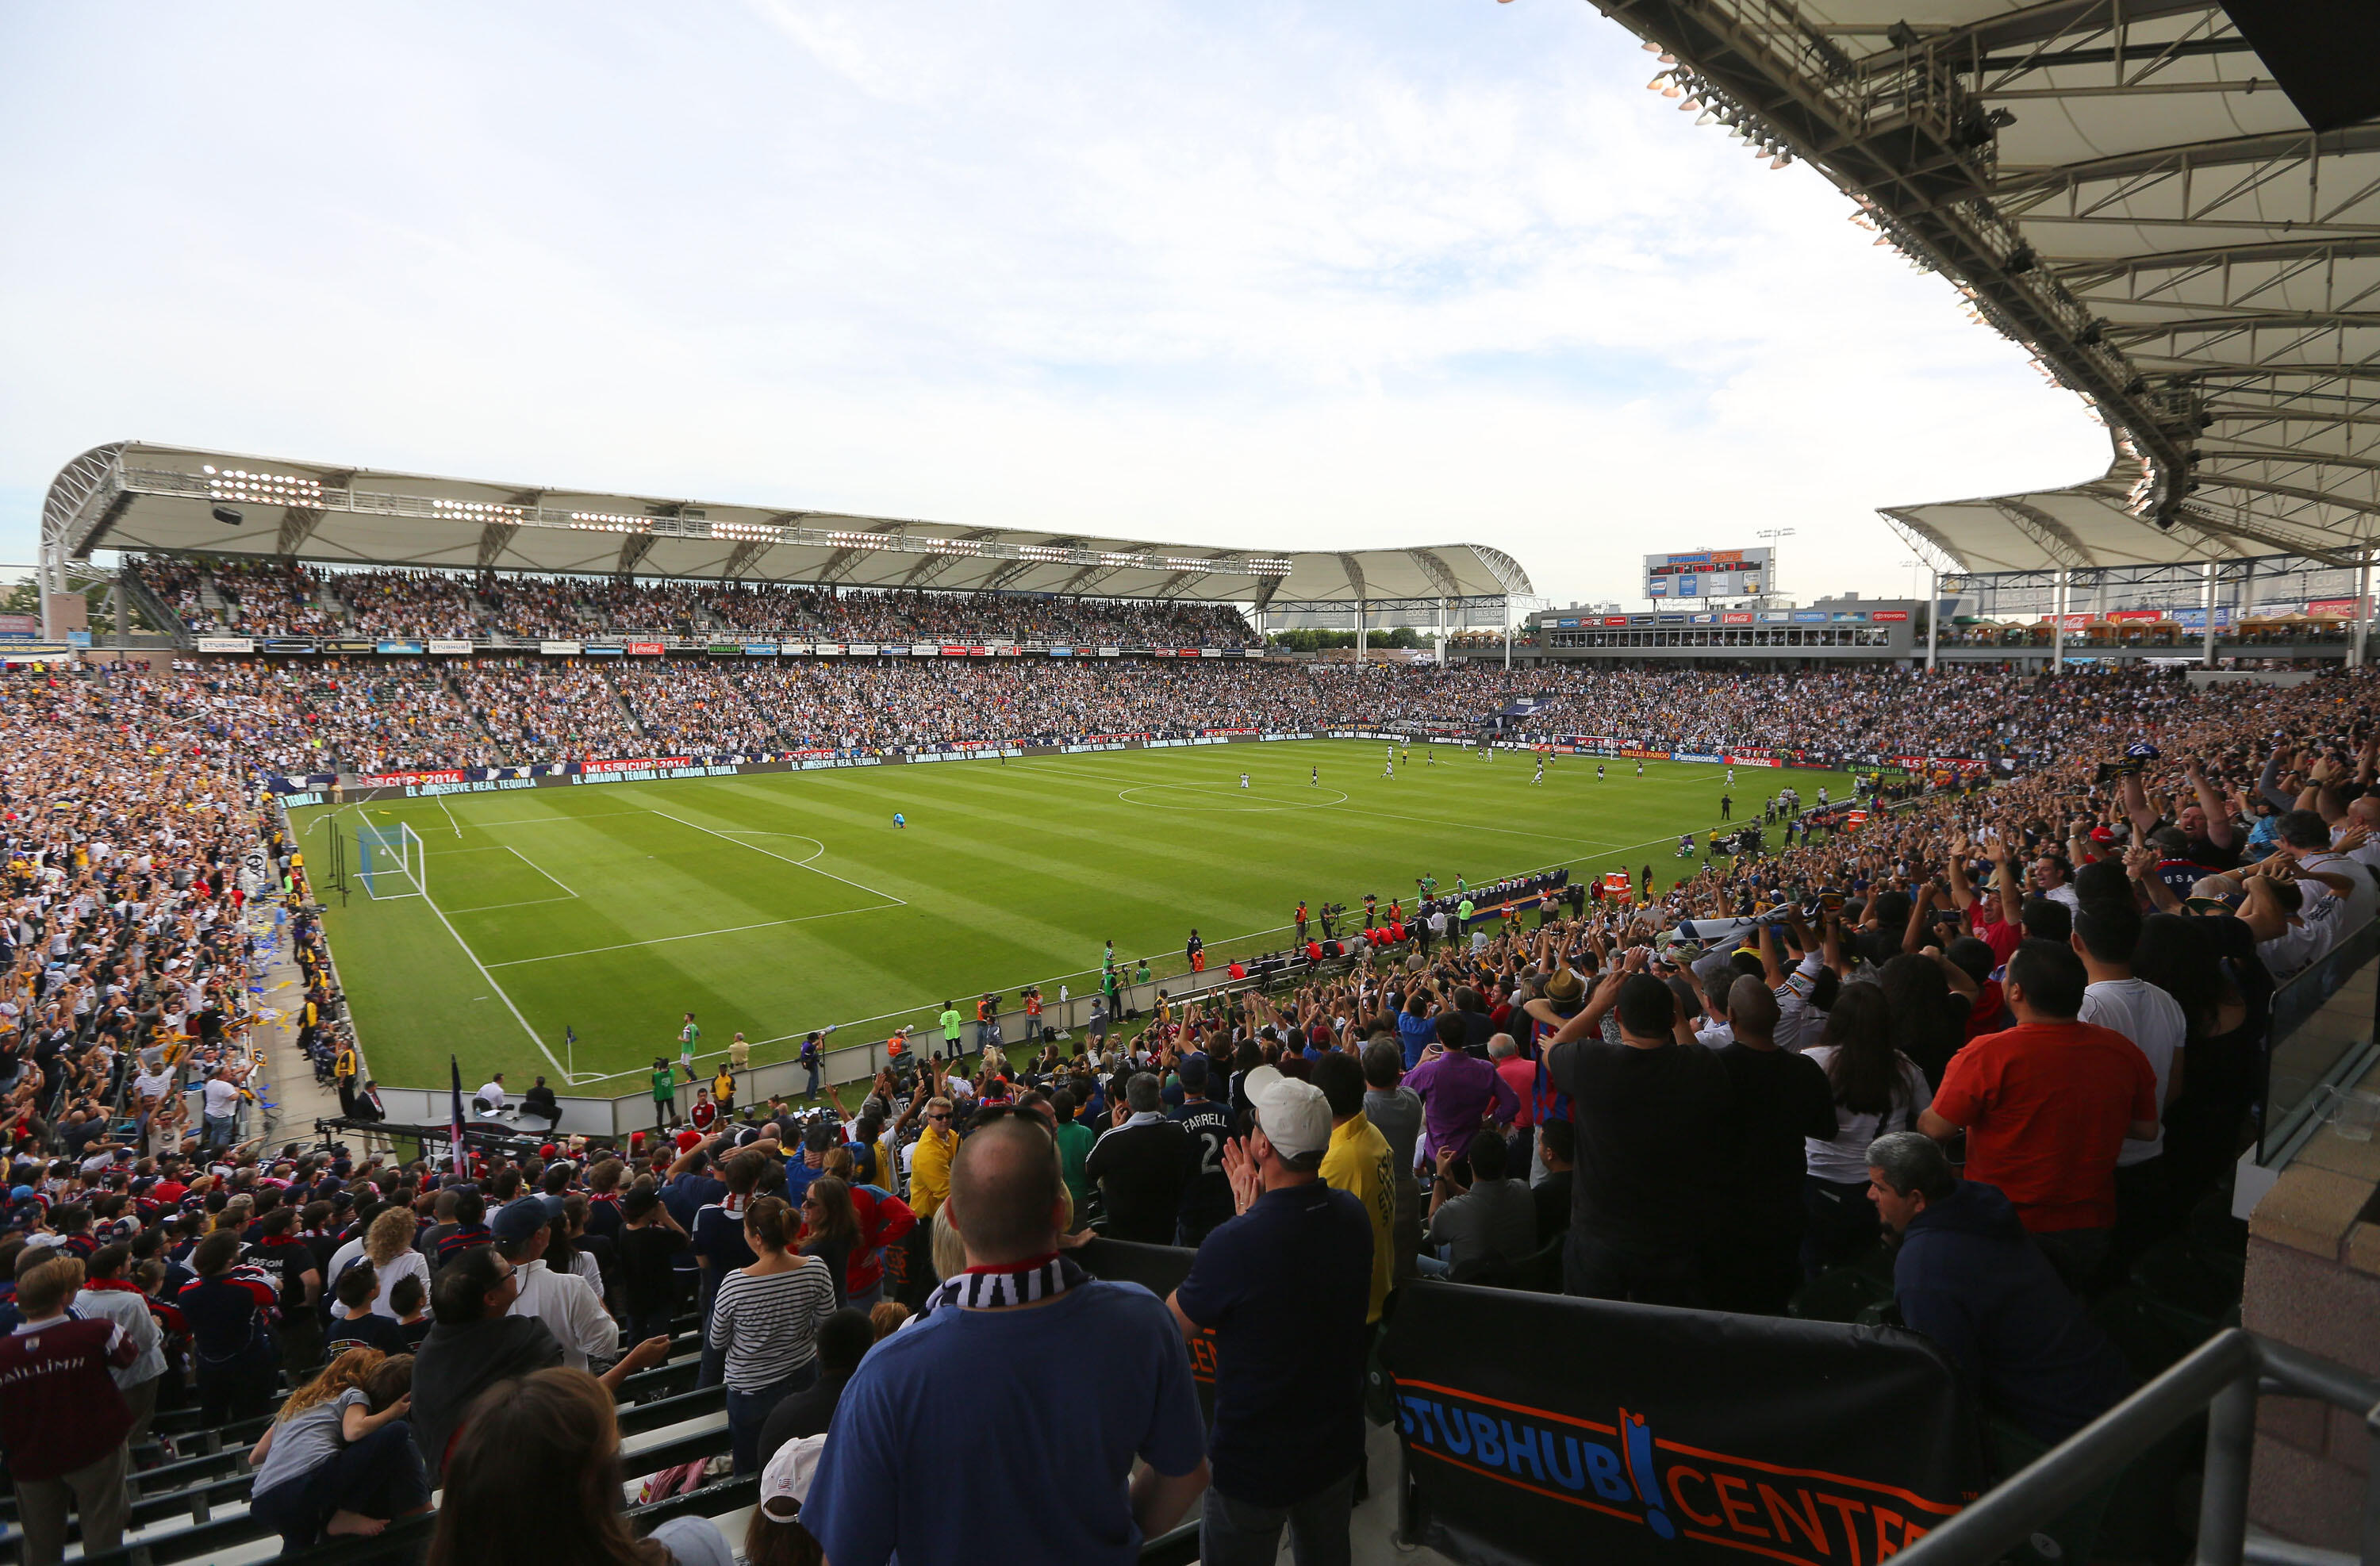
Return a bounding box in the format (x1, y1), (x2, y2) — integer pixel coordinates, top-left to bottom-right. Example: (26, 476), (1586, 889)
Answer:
(760, 1433), (827, 1522)
(1238, 1065), (1332, 1159)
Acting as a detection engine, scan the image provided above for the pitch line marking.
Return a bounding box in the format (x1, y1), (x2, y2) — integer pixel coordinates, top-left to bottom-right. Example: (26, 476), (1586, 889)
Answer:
(441, 895), (580, 915)
(485, 907), (884, 967)
(413, 889), (594, 1083)
(646, 808), (907, 906)
(710, 830), (828, 864)
(505, 844), (580, 899)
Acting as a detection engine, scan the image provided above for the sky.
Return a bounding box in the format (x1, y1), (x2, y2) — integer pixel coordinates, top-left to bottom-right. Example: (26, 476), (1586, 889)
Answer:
(0, 1), (2112, 612)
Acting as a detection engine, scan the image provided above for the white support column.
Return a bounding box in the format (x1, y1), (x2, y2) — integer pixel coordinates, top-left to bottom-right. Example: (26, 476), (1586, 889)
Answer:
(1925, 570), (1940, 673)
(1503, 603), (1512, 671)
(2356, 555), (2374, 670)
(2052, 570), (2066, 673)
(1354, 598), (1365, 667)
(2204, 562), (2218, 666)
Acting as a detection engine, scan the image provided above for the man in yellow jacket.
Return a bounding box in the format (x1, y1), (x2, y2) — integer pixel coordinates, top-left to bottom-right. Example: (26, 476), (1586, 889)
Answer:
(1314, 1055), (1397, 1326)
(908, 1096), (959, 1219)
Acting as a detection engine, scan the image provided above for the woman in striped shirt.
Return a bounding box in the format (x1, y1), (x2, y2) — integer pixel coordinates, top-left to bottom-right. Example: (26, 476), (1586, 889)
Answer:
(707, 1195), (839, 1474)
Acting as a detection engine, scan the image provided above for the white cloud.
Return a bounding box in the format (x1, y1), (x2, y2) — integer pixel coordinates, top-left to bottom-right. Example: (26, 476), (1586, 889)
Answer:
(0, 0), (2106, 604)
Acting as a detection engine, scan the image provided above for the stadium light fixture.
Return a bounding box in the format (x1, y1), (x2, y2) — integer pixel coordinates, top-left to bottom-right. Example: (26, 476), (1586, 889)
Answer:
(205, 466), (323, 509)
(569, 511), (650, 533)
(433, 497), (525, 521)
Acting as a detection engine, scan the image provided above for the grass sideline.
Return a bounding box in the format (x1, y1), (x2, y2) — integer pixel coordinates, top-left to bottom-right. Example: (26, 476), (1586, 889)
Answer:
(290, 739), (1854, 1093)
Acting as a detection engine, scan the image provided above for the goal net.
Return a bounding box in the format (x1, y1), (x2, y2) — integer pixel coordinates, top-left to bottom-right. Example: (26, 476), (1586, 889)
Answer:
(357, 823), (428, 900)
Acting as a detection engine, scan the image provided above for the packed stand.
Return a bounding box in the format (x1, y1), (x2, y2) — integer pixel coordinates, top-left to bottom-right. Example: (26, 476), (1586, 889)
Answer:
(206, 559), (346, 638)
(611, 666), (781, 756)
(332, 571), (485, 642)
(123, 558), (222, 635)
(451, 659), (646, 765)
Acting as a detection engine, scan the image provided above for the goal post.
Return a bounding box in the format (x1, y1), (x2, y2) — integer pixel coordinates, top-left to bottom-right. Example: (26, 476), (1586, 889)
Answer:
(356, 822), (428, 900)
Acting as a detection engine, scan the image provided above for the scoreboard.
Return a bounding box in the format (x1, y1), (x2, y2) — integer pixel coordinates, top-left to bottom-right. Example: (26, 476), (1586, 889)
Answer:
(1645, 547), (1770, 601)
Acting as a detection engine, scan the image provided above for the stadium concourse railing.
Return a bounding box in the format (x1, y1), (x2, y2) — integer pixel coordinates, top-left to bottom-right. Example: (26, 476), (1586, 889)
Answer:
(1894, 1329), (2378, 1566)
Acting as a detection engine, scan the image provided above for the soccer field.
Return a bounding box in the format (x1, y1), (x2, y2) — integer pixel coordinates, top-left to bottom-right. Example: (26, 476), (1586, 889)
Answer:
(290, 741), (1856, 1094)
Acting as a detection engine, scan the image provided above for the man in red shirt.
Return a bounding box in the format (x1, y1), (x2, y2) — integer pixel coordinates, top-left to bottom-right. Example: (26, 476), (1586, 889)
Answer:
(1921, 941), (2159, 1292)
(1, 1257), (140, 1566)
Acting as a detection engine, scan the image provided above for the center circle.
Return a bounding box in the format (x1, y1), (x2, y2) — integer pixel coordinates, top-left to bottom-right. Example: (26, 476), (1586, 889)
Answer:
(1116, 783), (1349, 812)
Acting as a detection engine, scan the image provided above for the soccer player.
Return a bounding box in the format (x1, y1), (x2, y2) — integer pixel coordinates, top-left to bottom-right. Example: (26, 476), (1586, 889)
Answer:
(1311, 764), (1319, 787)
(1721, 793), (1732, 820)
(1597, 762), (1606, 781)
(1678, 832), (1695, 858)
(1636, 759), (1645, 777)
(892, 812), (906, 828)
(1382, 755), (1394, 780)
(1726, 765), (1736, 786)
(678, 1012), (700, 1083)
(1240, 772), (1250, 789)
(1533, 757), (1545, 785)
(1426, 746), (1436, 765)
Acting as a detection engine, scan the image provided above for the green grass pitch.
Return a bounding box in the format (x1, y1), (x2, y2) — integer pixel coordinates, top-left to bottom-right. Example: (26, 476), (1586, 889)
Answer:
(288, 740), (1856, 1094)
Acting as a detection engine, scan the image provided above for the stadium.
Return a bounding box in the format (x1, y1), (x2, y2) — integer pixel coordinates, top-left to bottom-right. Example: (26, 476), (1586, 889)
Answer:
(6, 4), (2380, 1566)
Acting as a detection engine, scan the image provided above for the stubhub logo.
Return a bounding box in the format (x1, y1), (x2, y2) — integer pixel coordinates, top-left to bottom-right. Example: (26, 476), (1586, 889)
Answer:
(1396, 1384), (1956, 1564)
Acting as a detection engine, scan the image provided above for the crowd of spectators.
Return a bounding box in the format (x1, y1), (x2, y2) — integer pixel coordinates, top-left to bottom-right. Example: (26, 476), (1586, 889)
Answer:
(203, 561), (346, 638)
(5, 649), (2377, 1565)
(450, 660), (646, 764)
(124, 558), (1262, 649)
(333, 573), (485, 642)
(127, 559), (222, 635)
(159, 661), (502, 778)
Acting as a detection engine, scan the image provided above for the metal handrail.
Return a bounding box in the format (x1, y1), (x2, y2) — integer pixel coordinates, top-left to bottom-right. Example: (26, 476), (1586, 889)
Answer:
(1896, 1329), (2379, 1566)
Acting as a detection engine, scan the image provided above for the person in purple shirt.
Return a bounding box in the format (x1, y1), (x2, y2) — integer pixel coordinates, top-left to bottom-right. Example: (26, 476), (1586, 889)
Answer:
(1401, 1015), (1520, 1176)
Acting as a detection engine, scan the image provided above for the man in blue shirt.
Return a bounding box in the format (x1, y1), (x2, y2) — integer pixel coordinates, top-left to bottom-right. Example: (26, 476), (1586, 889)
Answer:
(806, 1116), (1208, 1566)
(1169, 1065), (1373, 1566)
(1168, 1056), (1235, 1247)
(690, 1149), (763, 1387)
(1868, 1132), (2133, 1443)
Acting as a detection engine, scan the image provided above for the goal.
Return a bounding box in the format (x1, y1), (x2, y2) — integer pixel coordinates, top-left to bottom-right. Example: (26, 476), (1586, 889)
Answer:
(356, 822), (428, 900)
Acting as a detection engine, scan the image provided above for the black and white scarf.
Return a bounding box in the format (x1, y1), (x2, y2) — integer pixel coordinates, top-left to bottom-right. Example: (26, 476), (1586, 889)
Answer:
(921, 1253), (1086, 1317)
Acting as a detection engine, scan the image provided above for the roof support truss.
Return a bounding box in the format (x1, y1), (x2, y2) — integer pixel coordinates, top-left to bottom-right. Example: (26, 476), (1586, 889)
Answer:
(276, 507), (326, 557)
(1991, 499), (2100, 569)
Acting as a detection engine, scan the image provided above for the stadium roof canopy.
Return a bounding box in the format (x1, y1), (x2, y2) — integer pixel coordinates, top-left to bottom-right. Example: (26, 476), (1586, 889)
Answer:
(1601, 0), (2380, 577)
(40, 440), (1534, 609)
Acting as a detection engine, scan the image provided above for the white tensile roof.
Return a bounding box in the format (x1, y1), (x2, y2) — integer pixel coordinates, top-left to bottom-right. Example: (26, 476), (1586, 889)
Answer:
(1611, 0), (2380, 574)
(42, 440), (1533, 606)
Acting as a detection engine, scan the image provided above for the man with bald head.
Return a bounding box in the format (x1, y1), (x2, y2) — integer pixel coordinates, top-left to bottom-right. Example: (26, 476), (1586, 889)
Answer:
(804, 1116), (1210, 1566)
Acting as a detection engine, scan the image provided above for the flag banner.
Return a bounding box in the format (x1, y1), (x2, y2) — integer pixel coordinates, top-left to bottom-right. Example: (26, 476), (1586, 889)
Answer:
(448, 1057), (470, 1180)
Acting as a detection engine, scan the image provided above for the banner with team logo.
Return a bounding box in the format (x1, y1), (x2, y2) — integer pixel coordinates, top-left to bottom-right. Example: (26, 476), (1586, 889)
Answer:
(1384, 1283), (1979, 1566)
